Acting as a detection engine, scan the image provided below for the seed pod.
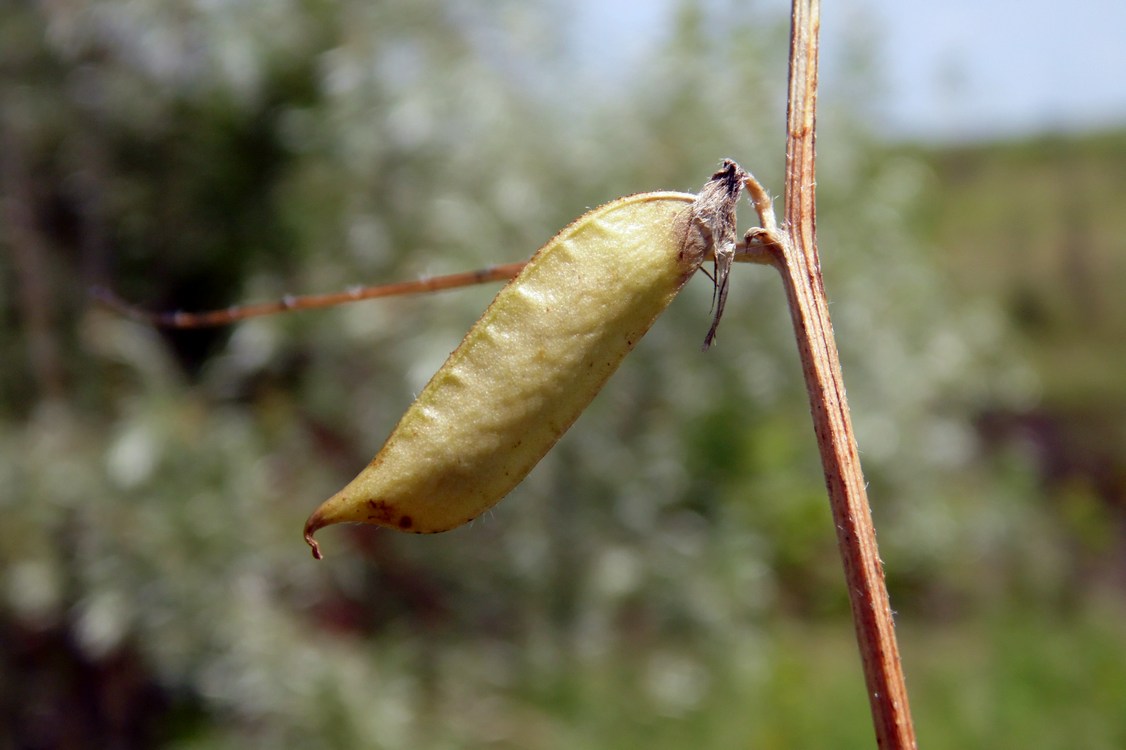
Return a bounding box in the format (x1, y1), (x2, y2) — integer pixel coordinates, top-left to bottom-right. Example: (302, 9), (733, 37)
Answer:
(304, 162), (746, 558)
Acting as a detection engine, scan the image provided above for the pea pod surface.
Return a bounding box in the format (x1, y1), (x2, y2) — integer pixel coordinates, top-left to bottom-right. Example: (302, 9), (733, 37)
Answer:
(305, 163), (745, 558)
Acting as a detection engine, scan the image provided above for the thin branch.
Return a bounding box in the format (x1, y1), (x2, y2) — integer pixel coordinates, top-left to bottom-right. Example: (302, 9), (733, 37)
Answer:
(90, 263), (528, 328)
(91, 244), (775, 329)
(776, 0), (918, 747)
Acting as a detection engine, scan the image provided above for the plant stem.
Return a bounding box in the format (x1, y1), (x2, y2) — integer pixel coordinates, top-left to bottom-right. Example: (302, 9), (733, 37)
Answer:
(776, 0), (918, 747)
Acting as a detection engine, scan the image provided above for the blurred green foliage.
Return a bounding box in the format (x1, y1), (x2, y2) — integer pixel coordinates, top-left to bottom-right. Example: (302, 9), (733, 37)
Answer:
(2, 1), (1124, 748)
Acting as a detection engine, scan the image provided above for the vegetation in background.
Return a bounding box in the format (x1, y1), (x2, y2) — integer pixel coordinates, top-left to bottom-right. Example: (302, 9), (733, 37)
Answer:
(908, 133), (1126, 604)
(2, 1), (1123, 747)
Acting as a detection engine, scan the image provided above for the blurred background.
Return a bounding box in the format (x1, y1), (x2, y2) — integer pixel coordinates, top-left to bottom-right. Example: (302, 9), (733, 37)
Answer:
(2, 0), (1124, 747)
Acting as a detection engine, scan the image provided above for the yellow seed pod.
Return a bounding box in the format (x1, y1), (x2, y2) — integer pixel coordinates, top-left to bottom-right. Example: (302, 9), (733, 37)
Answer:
(305, 162), (746, 558)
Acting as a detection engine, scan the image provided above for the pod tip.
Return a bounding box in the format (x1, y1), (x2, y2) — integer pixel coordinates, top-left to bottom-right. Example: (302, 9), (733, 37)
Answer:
(304, 516), (325, 560)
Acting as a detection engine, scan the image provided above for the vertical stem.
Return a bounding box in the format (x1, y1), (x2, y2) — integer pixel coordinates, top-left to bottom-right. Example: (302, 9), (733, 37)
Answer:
(778, 1), (917, 747)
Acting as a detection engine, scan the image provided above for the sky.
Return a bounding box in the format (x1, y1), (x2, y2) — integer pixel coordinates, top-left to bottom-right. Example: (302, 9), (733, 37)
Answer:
(570, 0), (1126, 142)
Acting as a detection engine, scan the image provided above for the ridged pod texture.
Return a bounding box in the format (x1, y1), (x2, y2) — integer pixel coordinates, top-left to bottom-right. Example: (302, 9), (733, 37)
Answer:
(304, 191), (703, 556)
